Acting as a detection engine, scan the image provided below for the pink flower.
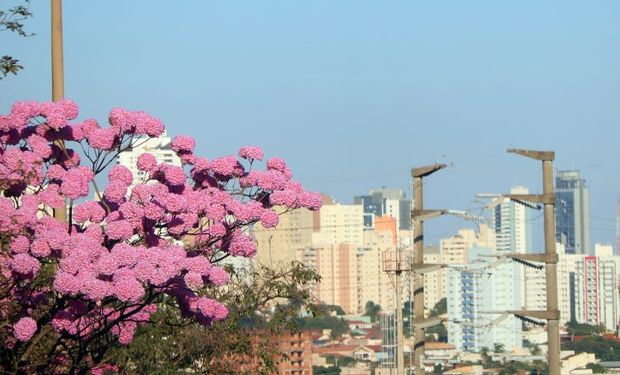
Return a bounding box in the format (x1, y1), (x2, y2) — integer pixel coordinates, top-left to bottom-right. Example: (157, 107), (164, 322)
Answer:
(38, 184), (65, 208)
(9, 254), (40, 277)
(60, 166), (93, 199)
(238, 145), (264, 161)
(228, 234), (257, 257)
(30, 239), (51, 257)
(266, 157), (287, 172)
(13, 317), (37, 342)
(136, 153), (157, 171)
(171, 135), (196, 153)
(260, 209), (279, 228)
(28, 134), (52, 158)
(184, 271), (204, 289)
(73, 201), (106, 223)
(207, 267), (229, 286)
(210, 156), (243, 177)
(76, 118), (99, 139)
(163, 165), (186, 186)
(10, 236), (30, 254)
(269, 189), (298, 207)
(133, 111), (164, 137)
(105, 220), (134, 240)
(87, 128), (118, 150)
(298, 191), (322, 210)
(109, 108), (132, 131)
(104, 181), (128, 204)
(109, 165), (133, 186)
(58, 99), (79, 120)
(113, 276), (144, 302)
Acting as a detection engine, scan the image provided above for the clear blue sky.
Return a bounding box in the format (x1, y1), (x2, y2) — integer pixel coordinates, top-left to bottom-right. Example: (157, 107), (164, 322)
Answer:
(2, 1), (619, 246)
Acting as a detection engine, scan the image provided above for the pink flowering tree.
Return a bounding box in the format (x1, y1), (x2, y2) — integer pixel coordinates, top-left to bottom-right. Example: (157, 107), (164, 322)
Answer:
(0, 99), (320, 373)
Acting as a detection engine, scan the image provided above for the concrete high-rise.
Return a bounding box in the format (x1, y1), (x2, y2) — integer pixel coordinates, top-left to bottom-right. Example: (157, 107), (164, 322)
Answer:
(491, 186), (532, 255)
(556, 170), (591, 255)
(447, 247), (523, 352)
(490, 186), (532, 311)
(574, 255), (619, 331)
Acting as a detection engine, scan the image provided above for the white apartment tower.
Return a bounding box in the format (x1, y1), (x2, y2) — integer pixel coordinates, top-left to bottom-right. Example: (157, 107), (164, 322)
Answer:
(117, 131), (182, 185)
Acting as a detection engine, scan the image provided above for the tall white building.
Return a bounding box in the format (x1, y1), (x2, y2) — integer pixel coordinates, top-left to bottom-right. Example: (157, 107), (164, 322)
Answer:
(574, 254), (619, 331)
(447, 247), (523, 352)
(490, 186), (532, 310)
(117, 131), (181, 185)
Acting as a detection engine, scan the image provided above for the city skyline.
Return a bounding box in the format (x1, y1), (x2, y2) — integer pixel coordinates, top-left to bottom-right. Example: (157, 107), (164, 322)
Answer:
(2, 1), (619, 247)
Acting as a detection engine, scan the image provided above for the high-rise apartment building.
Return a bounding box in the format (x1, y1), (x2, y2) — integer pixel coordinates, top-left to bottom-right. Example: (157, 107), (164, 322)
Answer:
(574, 256), (618, 331)
(297, 238), (395, 314)
(255, 207), (316, 267)
(490, 186), (532, 311)
(312, 200), (364, 245)
(556, 170), (591, 255)
(447, 247), (523, 352)
(491, 186), (532, 254)
(117, 131), (181, 185)
(354, 188), (412, 231)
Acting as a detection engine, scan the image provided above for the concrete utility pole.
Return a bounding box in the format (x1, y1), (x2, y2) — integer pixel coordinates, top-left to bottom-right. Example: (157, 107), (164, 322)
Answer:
(51, 0), (64, 102)
(411, 164), (447, 375)
(503, 149), (561, 375)
(51, 0), (67, 223)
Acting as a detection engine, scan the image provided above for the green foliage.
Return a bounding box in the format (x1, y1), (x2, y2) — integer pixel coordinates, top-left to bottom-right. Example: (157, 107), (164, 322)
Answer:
(313, 366), (341, 375)
(108, 261), (321, 374)
(496, 361), (547, 375)
(530, 345), (542, 355)
(566, 321), (607, 335)
(429, 298), (447, 317)
(493, 342), (505, 353)
(296, 315), (350, 340)
(564, 336), (620, 361)
(0, 0), (34, 79)
(318, 304), (346, 316)
(364, 301), (381, 322)
(586, 363), (608, 373)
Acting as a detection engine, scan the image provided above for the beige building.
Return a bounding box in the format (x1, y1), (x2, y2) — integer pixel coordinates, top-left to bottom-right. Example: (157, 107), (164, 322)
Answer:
(255, 207), (316, 267)
(439, 226), (494, 265)
(297, 236), (396, 315)
(312, 200), (364, 246)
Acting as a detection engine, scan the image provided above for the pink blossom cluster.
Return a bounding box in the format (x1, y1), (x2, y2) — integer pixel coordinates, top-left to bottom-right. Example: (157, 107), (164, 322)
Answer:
(0, 99), (320, 363)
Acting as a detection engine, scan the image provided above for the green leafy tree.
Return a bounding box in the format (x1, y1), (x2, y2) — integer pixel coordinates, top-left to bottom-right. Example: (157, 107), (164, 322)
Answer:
(530, 345), (542, 355)
(564, 336), (620, 361)
(1, 0), (33, 79)
(364, 301), (381, 323)
(296, 315), (350, 340)
(313, 366), (341, 375)
(494, 342), (505, 353)
(586, 363), (608, 373)
(429, 298), (447, 317)
(107, 261), (321, 374)
(566, 321), (607, 336)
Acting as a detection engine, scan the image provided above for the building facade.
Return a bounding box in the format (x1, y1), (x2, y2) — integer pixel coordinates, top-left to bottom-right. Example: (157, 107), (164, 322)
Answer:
(555, 170), (591, 255)
(447, 247), (523, 352)
(574, 255), (619, 331)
